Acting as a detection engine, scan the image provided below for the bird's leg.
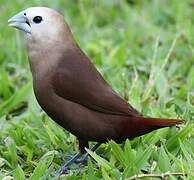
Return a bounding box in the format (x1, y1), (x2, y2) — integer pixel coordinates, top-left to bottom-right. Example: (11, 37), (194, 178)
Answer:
(78, 139), (89, 154)
(58, 152), (83, 174)
(58, 139), (88, 175)
(76, 142), (101, 163)
(58, 141), (101, 175)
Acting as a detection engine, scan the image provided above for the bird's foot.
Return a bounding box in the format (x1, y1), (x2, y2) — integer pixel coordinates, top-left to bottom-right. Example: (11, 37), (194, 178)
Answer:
(56, 152), (82, 176)
(58, 165), (70, 175)
(56, 143), (101, 177)
(56, 153), (89, 176)
(75, 153), (89, 164)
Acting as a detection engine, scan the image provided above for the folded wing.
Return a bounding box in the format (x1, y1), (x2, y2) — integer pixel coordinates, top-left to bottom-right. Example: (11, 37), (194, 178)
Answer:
(52, 48), (141, 117)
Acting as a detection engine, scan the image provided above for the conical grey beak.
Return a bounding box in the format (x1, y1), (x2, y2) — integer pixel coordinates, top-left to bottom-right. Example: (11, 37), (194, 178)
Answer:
(8, 10), (31, 34)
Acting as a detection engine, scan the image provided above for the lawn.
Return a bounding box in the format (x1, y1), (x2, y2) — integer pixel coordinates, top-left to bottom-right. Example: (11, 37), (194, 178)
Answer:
(0, 0), (194, 179)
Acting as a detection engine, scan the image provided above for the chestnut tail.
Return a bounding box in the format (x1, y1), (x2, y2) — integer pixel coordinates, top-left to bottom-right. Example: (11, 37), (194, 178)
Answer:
(141, 117), (184, 127)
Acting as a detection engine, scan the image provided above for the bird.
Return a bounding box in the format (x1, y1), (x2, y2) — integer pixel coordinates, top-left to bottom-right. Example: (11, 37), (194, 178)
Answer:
(8, 7), (183, 174)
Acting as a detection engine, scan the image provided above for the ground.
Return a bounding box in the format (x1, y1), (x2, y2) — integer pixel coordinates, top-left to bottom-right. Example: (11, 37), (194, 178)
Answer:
(0, 0), (194, 179)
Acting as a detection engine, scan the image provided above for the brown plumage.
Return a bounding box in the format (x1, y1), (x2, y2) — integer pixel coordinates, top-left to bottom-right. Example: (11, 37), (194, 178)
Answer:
(9, 7), (183, 154)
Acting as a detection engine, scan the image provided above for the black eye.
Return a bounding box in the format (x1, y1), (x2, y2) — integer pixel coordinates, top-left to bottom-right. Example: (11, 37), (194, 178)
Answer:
(33, 16), (42, 24)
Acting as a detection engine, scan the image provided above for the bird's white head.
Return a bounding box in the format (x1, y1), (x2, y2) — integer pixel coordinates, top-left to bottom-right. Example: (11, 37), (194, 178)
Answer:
(8, 7), (72, 44)
(8, 7), (75, 73)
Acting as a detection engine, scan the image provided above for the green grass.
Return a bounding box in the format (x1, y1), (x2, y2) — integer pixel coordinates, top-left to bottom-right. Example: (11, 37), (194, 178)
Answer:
(0, 0), (194, 179)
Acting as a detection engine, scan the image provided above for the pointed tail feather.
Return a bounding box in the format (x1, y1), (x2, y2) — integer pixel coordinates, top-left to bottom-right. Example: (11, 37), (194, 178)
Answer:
(141, 117), (184, 127)
(120, 116), (184, 140)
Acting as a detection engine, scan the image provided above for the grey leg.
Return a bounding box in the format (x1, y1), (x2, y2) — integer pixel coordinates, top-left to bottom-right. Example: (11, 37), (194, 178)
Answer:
(76, 142), (101, 163)
(57, 143), (101, 176)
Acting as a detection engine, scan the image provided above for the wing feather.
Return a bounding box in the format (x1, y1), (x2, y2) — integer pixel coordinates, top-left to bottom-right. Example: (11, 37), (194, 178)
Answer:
(52, 48), (141, 117)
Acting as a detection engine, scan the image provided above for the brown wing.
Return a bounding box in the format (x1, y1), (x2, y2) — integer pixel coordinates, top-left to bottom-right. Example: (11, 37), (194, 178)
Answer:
(52, 47), (141, 117)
